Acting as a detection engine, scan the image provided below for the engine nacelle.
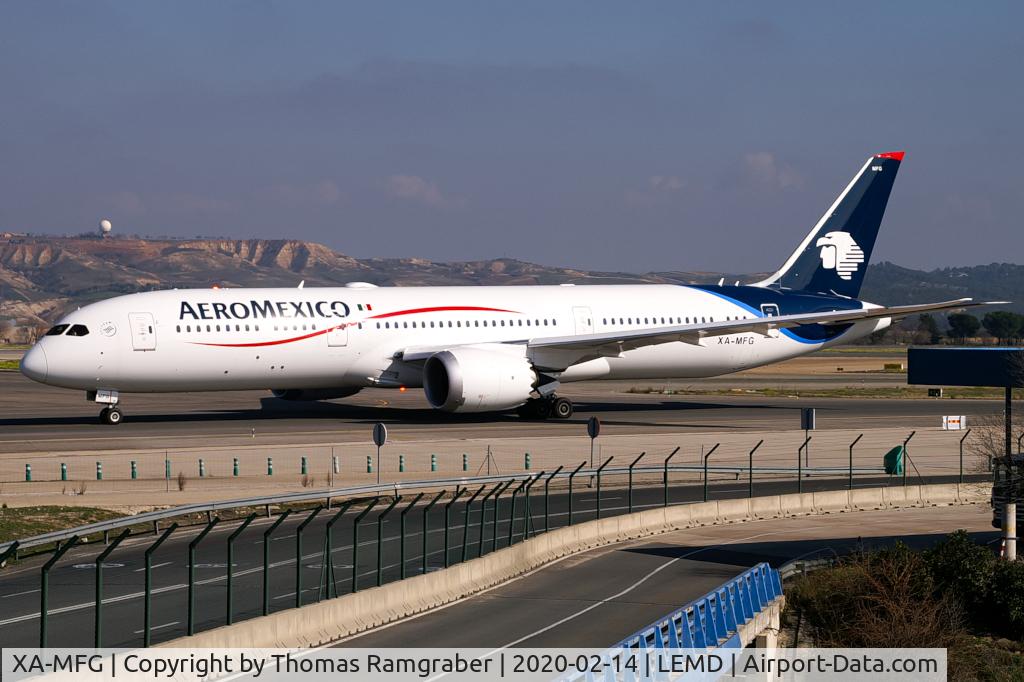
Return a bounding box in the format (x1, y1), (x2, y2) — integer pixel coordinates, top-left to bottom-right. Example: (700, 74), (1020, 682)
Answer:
(270, 388), (361, 401)
(423, 347), (536, 413)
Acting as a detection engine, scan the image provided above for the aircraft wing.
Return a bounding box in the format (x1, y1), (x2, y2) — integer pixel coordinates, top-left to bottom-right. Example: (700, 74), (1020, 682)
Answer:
(396, 298), (1002, 370)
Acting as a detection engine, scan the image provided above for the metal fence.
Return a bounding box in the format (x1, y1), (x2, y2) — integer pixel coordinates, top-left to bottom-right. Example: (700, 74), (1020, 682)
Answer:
(0, 427), (987, 491)
(2, 454), (906, 555)
(0, 457), (985, 649)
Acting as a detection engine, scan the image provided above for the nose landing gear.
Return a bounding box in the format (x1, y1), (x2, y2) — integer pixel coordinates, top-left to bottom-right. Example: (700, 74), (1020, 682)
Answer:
(517, 396), (574, 420)
(88, 389), (123, 425)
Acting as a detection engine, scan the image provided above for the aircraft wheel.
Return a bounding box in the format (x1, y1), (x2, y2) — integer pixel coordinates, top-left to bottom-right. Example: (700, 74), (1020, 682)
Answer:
(100, 406), (124, 425)
(552, 397), (574, 419)
(534, 399), (552, 420)
(516, 403), (535, 419)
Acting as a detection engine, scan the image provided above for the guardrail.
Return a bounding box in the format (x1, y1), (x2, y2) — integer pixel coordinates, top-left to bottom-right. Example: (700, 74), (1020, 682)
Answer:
(617, 562), (782, 649)
(3, 472), (977, 648)
(555, 563), (783, 681)
(0, 464), (886, 555)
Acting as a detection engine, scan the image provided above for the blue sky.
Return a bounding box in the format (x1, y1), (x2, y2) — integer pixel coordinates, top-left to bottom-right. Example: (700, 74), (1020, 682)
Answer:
(1, 2), (1020, 272)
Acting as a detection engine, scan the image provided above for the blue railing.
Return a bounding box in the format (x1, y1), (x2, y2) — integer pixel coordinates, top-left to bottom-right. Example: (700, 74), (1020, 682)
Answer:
(556, 562), (783, 681)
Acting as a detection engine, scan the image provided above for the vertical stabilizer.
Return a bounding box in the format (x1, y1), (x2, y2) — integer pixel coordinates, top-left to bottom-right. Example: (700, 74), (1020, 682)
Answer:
(752, 151), (904, 298)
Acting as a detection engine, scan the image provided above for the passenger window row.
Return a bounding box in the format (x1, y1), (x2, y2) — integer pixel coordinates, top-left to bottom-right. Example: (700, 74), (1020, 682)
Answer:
(600, 314), (752, 326)
(375, 318), (556, 330)
(176, 323), (277, 333)
(602, 315), (715, 325)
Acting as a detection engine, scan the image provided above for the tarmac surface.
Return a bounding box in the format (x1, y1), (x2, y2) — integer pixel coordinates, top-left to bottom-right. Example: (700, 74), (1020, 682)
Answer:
(336, 504), (996, 649)
(0, 370), (1004, 455)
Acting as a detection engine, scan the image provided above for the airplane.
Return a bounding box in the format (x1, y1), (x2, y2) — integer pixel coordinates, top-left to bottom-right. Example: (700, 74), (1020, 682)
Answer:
(20, 151), (996, 424)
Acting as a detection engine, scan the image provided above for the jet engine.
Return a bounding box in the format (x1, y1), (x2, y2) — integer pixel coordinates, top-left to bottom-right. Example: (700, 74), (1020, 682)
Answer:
(270, 388), (362, 401)
(423, 347), (536, 413)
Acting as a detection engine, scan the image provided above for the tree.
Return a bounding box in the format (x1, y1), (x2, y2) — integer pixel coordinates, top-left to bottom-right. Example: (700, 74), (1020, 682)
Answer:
(915, 314), (941, 344)
(982, 311), (1024, 343)
(947, 313), (980, 342)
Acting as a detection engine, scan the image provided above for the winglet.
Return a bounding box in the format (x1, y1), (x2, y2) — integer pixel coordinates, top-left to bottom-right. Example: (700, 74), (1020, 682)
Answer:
(876, 151), (905, 161)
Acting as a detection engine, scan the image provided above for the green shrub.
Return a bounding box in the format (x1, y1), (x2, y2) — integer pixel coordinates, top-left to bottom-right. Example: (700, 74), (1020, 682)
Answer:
(990, 560), (1024, 640)
(925, 529), (996, 612)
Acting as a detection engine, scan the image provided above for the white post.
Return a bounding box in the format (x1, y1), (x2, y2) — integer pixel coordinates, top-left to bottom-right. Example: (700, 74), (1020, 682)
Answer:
(1006, 502), (1017, 561)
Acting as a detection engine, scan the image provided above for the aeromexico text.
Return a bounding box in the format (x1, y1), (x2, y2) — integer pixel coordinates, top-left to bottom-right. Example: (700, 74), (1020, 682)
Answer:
(179, 300), (350, 321)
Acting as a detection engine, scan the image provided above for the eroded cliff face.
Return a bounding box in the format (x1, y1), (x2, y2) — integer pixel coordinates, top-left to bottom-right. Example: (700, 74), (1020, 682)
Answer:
(164, 239), (365, 272)
(0, 237), (367, 324)
(0, 234), (706, 329)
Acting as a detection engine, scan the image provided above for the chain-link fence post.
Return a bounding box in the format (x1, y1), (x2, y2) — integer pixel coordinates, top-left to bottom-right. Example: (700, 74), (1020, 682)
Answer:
(398, 493), (423, 580)
(376, 496), (401, 586)
(351, 498), (379, 593)
(627, 453), (645, 513)
(187, 517), (220, 635)
(421, 490), (446, 575)
(226, 514), (257, 623)
(263, 511), (292, 616)
(295, 506), (323, 608)
(663, 447), (680, 507)
(94, 529), (130, 648)
(144, 524), (177, 646)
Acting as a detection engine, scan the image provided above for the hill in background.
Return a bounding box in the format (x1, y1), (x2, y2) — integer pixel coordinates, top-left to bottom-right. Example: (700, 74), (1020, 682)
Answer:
(0, 234), (1017, 340)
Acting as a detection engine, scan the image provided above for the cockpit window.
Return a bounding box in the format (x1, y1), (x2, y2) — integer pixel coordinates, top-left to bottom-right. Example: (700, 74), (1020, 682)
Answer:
(45, 324), (69, 336)
(66, 324), (90, 337)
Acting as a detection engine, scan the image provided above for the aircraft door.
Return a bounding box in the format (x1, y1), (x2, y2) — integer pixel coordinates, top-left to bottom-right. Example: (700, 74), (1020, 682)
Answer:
(128, 312), (157, 351)
(327, 323), (349, 347)
(572, 306), (594, 335)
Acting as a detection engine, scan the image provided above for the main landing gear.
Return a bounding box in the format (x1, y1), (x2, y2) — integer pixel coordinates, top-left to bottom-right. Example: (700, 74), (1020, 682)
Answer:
(99, 405), (124, 425)
(517, 396), (574, 420)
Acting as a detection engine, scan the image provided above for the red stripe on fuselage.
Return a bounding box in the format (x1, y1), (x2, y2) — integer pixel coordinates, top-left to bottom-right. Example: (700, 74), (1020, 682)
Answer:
(187, 305), (520, 347)
(367, 305), (519, 319)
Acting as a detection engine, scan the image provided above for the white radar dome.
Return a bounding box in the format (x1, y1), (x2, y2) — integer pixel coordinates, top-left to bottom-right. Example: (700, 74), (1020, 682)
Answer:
(99, 219), (113, 234)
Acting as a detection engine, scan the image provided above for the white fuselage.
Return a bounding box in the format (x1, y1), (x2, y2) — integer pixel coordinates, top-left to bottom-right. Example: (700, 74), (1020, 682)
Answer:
(21, 284), (885, 395)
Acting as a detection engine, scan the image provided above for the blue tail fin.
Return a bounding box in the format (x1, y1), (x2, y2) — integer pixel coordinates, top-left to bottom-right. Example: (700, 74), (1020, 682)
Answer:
(753, 151), (904, 298)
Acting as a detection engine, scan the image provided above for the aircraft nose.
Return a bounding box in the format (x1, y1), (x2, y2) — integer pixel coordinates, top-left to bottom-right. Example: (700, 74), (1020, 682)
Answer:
(20, 345), (48, 383)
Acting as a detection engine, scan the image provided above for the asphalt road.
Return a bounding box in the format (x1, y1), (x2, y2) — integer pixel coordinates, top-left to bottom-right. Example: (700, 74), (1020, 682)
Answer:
(336, 505), (998, 649)
(0, 473), (987, 648)
(0, 372), (1005, 455)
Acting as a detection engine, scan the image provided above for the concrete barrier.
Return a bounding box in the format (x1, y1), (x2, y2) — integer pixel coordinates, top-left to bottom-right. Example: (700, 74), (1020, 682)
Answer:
(717, 497), (752, 523)
(751, 494), (784, 520)
(811, 489), (849, 515)
(777, 492), (816, 517)
(850, 487), (886, 511)
(882, 485), (914, 508)
(160, 483), (982, 649)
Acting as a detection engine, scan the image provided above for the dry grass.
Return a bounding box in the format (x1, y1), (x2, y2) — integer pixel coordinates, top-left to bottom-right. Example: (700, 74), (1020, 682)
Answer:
(0, 505), (122, 544)
(785, 541), (1024, 681)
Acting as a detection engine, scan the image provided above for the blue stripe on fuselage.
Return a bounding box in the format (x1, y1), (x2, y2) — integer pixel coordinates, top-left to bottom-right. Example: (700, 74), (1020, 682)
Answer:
(685, 285), (861, 344)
